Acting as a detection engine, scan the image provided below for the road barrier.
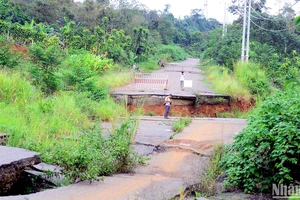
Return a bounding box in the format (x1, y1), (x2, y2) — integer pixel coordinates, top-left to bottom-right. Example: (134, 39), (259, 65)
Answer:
(134, 73), (168, 90)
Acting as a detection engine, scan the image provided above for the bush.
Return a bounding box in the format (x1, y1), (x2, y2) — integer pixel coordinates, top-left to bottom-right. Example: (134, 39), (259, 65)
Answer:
(221, 86), (300, 193)
(203, 65), (252, 100)
(41, 119), (138, 183)
(172, 116), (192, 134)
(157, 44), (189, 61)
(61, 52), (113, 75)
(0, 70), (37, 105)
(60, 53), (113, 101)
(0, 41), (20, 69)
(234, 62), (272, 98)
(29, 43), (63, 94)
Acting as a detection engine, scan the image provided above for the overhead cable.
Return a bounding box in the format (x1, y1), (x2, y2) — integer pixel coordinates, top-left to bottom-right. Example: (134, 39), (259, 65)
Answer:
(250, 18), (295, 32)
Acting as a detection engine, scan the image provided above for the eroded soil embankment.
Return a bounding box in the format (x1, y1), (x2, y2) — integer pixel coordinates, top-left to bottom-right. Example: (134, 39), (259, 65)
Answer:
(129, 98), (254, 117)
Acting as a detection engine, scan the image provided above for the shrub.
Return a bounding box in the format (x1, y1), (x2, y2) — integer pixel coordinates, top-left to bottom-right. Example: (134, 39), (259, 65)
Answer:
(29, 43), (63, 94)
(61, 52), (113, 75)
(234, 61), (272, 98)
(221, 86), (300, 193)
(0, 70), (37, 105)
(60, 53), (112, 101)
(0, 42), (21, 69)
(41, 118), (138, 183)
(203, 65), (252, 100)
(157, 44), (189, 61)
(172, 117), (192, 134)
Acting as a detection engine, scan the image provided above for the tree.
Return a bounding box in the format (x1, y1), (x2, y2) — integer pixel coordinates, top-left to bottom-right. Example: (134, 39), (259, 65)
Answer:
(0, 0), (30, 24)
(132, 26), (149, 56)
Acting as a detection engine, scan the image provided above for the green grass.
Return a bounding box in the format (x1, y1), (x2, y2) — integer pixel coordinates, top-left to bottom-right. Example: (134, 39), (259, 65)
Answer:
(0, 70), (38, 106)
(203, 65), (252, 100)
(96, 69), (134, 88)
(137, 59), (161, 73)
(215, 107), (257, 118)
(202, 61), (273, 102)
(170, 116), (192, 139)
(0, 69), (136, 183)
(189, 143), (225, 197)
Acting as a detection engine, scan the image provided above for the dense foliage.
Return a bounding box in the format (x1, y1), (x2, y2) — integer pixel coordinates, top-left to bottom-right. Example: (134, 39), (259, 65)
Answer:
(0, 0), (221, 64)
(221, 84), (300, 193)
(42, 119), (138, 182)
(1, 0), (215, 183)
(200, 2), (300, 90)
(1, 0), (300, 190)
(0, 69), (135, 183)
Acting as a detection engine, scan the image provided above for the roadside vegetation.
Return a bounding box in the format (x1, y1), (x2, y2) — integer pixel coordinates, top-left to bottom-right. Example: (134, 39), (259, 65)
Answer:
(176, 144), (225, 199)
(203, 62), (272, 102)
(193, 144), (225, 197)
(1, 0), (300, 197)
(188, 2), (300, 198)
(0, 0), (205, 184)
(170, 116), (192, 139)
(221, 83), (300, 193)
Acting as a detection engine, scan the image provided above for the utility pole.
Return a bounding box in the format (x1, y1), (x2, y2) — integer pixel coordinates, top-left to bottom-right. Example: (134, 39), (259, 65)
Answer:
(245, 0), (252, 62)
(204, 0), (208, 18)
(241, 0), (247, 61)
(222, 1), (228, 37)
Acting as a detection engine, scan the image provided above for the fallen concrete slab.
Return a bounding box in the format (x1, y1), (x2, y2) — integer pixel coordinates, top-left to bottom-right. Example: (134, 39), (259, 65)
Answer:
(0, 146), (40, 195)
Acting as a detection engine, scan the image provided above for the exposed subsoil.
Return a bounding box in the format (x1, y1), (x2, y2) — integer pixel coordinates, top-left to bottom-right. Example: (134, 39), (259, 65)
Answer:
(11, 43), (29, 54)
(128, 97), (254, 117)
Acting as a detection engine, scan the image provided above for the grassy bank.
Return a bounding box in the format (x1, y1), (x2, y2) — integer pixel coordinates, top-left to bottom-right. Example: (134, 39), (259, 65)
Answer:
(202, 61), (273, 103)
(0, 68), (137, 183)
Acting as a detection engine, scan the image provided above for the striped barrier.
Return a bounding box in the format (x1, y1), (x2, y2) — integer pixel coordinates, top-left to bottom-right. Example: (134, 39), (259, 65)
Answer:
(134, 73), (168, 90)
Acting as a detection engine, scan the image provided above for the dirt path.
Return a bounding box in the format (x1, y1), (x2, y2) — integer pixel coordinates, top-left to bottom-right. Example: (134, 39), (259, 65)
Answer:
(2, 117), (246, 200)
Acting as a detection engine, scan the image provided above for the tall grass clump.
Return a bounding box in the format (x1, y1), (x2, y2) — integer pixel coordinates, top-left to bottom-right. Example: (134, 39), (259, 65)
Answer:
(185, 144), (225, 198)
(170, 116), (192, 139)
(73, 93), (127, 121)
(91, 98), (128, 121)
(234, 61), (272, 99)
(0, 69), (137, 183)
(2, 89), (136, 183)
(135, 59), (161, 73)
(204, 65), (251, 100)
(0, 70), (37, 105)
(203, 61), (274, 102)
(3, 93), (92, 147)
(40, 118), (139, 183)
(96, 70), (134, 88)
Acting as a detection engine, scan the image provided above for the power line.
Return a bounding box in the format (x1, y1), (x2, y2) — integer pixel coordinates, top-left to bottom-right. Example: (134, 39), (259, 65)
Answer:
(251, 8), (287, 21)
(203, 0), (208, 18)
(250, 17), (296, 32)
(236, 9), (298, 32)
(281, 0), (300, 13)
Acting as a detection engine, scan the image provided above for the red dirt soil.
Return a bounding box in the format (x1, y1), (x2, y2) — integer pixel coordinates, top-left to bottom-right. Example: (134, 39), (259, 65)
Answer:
(128, 98), (254, 117)
(11, 43), (29, 54)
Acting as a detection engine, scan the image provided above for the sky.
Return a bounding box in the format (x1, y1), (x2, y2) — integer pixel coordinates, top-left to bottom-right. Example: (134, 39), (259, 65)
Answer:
(137, 0), (234, 22)
(136, 0), (300, 23)
(74, 0), (300, 23)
